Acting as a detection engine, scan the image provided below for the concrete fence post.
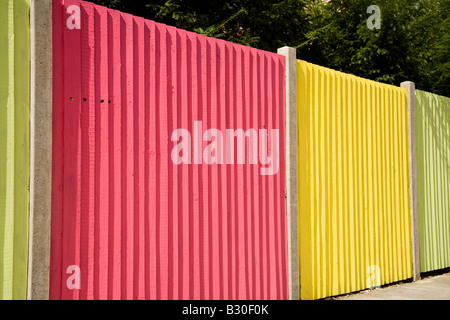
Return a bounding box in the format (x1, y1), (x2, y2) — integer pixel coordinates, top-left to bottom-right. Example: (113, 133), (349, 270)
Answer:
(401, 81), (421, 282)
(28, 0), (53, 300)
(277, 46), (299, 300)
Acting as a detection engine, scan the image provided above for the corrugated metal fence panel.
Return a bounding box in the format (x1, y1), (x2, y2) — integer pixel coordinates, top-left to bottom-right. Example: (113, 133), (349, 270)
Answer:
(0, 0), (30, 300)
(50, 0), (288, 300)
(297, 60), (413, 300)
(415, 90), (450, 273)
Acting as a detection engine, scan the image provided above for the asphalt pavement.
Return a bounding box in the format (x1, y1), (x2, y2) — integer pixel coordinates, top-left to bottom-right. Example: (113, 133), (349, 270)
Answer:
(332, 271), (450, 300)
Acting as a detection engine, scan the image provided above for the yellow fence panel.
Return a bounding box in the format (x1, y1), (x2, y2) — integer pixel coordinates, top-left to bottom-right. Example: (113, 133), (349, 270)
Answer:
(297, 60), (412, 300)
(0, 0), (30, 300)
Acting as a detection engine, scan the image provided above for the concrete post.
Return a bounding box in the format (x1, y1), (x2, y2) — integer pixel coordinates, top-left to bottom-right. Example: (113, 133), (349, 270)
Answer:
(401, 81), (421, 282)
(277, 46), (299, 300)
(28, 0), (53, 300)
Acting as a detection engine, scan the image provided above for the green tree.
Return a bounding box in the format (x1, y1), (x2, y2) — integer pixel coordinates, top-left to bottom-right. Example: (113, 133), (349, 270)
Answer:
(409, 0), (449, 95)
(303, 0), (449, 95)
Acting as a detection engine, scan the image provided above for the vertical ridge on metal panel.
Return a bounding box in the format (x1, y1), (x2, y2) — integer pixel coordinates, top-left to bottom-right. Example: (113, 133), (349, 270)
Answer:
(64, 0), (82, 301)
(415, 90), (450, 273)
(50, 0), (64, 299)
(297, 60), (413, 300)
(50, 0), (288, 300)
(0, 0), (30, 300)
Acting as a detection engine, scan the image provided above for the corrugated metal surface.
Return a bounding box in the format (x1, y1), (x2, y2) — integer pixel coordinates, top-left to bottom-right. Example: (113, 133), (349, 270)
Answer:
(415, 90), (450, 273)
(0, 0), (30, 300)
(296, 60), (413, 300)
(50, 0), (288, 300)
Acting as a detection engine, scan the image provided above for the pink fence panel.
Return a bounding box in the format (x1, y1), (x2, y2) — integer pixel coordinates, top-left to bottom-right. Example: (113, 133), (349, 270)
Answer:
(51, 0), (287, 300)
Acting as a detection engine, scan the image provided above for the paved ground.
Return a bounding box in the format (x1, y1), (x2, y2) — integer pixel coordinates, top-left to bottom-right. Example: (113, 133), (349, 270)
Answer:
(332, 271), (450, 300)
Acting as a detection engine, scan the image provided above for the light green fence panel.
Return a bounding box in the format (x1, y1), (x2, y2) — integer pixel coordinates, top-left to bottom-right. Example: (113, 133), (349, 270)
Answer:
(415, 90), (450, 273)
(0, 0), (30, 300)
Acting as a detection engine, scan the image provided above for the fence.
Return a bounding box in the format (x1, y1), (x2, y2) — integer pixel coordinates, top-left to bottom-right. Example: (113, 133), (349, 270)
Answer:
(295, 60), (413, 300)
(49, 0), (288, 300)
(0, 0), (449, 301)
(0, 0), (30, 300)
(415, 90), (450, 273)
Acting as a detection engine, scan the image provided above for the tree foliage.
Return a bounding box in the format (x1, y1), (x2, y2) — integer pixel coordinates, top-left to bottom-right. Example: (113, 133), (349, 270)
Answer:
(89, 0), (449, 96)
(304, 0), (449, 96)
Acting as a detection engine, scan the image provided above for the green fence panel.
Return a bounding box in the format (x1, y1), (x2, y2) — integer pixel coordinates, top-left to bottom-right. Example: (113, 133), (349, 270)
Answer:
(415, 90), (450, 273)
(0, 0), (30, 300)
